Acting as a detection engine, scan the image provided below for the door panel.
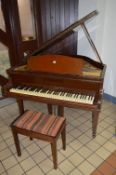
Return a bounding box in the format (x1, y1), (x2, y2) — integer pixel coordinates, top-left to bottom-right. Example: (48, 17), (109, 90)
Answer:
(38, 0), (79, 55)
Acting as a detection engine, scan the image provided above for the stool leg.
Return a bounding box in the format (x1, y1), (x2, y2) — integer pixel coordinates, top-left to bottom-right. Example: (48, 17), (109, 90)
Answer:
(61, 125), (66, 150)
(51, 141), (57, 169)
(29, 137), (33, 140)
(11, 129), (21, 156)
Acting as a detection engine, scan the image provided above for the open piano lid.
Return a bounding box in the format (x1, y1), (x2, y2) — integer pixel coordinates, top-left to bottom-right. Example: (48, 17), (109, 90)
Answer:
(14, 10), (105, 79)
(30, 10), (103, 64)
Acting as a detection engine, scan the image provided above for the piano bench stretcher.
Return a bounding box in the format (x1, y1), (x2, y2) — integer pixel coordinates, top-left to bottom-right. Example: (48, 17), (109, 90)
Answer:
(10, 110), (66, 169)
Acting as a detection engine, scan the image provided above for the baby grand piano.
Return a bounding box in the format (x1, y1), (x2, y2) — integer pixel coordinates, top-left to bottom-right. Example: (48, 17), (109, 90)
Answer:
(3, 11), (106, 138)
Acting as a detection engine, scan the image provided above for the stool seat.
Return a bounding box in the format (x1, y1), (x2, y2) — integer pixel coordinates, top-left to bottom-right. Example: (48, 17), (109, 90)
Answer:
(13, 110), (65, 137)
(11, 110), (66, 169)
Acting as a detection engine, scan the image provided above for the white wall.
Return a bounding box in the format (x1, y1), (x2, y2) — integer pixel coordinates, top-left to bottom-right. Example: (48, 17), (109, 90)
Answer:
(78, 0), (97, 59)
(17, 0), (34, 36)
(78, 0), (116, 99)
(98, 0), (116, 98)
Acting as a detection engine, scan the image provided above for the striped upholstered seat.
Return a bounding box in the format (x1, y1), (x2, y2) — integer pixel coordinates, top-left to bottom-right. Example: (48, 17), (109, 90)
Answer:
(13, 110), (65, 137)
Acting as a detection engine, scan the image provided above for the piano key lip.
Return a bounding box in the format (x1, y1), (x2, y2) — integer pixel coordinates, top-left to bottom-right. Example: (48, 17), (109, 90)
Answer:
(7, 91), (98, 111)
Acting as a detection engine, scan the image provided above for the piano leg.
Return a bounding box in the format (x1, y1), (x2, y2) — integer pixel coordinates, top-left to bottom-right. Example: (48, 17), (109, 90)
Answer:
(47, 104), (53, 114)
(47, 104), (64, 117)
(92, 110), (100, 138)
(17, 99), (24, 115)
(58, 106), (64, 117)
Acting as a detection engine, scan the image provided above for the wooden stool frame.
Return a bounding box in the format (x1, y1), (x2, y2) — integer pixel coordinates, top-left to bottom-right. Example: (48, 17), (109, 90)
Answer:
(10, 112), (66, 169)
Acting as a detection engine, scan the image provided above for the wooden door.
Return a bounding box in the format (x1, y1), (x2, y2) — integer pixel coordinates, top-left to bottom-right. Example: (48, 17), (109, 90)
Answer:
(36, 0), (79, 55)
(0, 0), (79, 66)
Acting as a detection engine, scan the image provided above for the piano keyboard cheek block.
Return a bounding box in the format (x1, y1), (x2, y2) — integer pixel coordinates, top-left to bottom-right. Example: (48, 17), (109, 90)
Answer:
(4, 11), (106, 138)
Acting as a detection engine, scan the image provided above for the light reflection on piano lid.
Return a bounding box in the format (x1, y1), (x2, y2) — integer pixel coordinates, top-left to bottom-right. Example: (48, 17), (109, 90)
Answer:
(82, 63), (102, 77)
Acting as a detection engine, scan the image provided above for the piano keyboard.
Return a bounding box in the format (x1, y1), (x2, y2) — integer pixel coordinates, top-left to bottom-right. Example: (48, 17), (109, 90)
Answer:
(9, 86), (95, 105)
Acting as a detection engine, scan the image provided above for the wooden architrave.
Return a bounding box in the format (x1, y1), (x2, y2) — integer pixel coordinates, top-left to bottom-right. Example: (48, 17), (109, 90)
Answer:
(1, 0), (23, 66)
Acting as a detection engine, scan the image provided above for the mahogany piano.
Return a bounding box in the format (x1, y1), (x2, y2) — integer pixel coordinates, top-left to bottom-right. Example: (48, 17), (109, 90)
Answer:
(3, 11), (106, 138)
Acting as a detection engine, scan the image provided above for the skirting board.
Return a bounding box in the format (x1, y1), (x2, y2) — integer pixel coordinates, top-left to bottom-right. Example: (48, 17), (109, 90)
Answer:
(103, 93), (116, 104)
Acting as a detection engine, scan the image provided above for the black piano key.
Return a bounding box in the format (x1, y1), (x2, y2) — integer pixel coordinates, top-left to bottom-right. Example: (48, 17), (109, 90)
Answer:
(53, 91), (59, 95)
(66, 93), (70, 97)
(36, 88), (41, 92)
(40, 89), (46, 93)
(16, 86), (23, 89)
(60, 92), (65, 96)
(47, 90), (54, 94)
(74, 94), (79, 99)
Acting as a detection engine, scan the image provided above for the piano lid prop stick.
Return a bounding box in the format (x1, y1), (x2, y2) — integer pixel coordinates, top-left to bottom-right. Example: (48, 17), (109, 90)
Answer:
(81, 23), (103, 64)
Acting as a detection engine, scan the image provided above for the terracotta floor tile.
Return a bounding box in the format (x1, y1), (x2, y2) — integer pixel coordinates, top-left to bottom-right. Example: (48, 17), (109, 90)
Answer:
(91, 170), (103, 175)
(98, 162), (116, 175)
(106, 153), (116, 168)
(114, 150), (116, 156)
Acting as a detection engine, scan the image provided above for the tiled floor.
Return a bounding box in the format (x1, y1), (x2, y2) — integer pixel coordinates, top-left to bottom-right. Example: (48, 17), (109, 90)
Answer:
(0, 98), (116, 175)
(91, 151), (116, 175)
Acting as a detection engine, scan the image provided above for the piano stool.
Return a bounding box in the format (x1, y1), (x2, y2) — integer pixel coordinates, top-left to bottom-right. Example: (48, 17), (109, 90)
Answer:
(10, 110), (66, 169)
